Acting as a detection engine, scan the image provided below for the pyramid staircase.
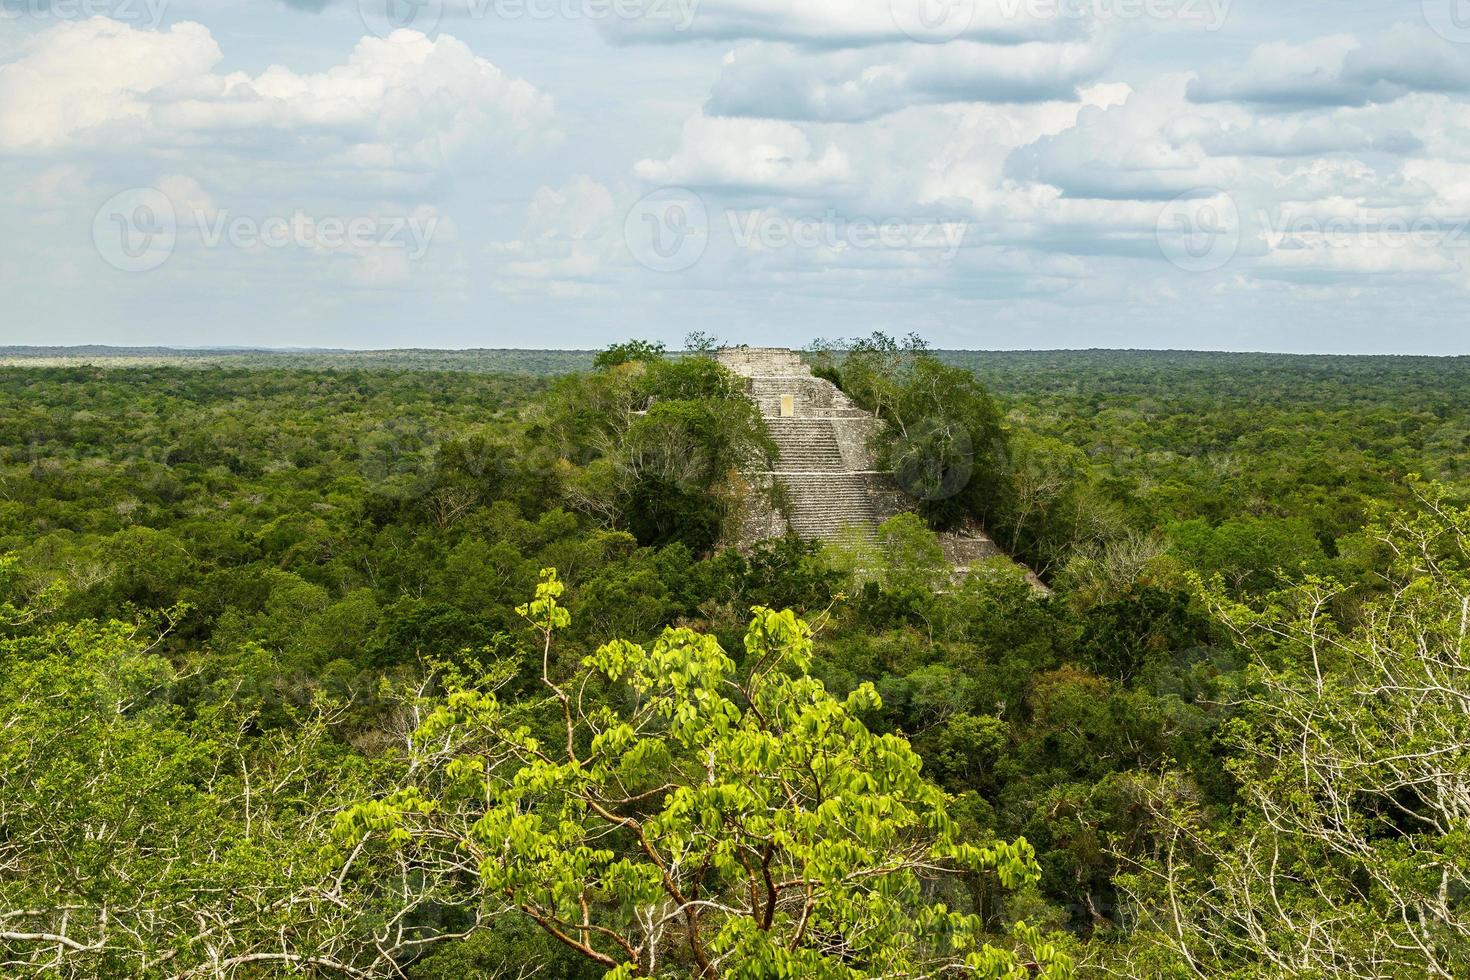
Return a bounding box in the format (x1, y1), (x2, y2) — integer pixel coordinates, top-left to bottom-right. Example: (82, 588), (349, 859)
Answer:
(766, 417), (881, 538)
(716, 348), (1044, 591)
(718, 348), (889, 541)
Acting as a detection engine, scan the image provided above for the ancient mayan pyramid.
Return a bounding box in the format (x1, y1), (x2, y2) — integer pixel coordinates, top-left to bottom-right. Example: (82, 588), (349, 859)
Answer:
(717, 346), (903, 541)
(717, 346), (1026, 582)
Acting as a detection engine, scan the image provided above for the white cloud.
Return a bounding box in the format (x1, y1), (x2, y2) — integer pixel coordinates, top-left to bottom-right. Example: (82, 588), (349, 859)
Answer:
(806, 84), (1127, 216)
(707, 39), (1107, 122)
(498, 176), (625, 289)
(0, 17), (554, 174)
(1189, 27), (1470, 109)
(600, 0), (1085, 48)
(1197, 113), (1422, 158)
(634, 115), (853, 196)
(525, 176), (616, 241)
(1006, 76), (1236, 200)
(0, 19), (221, 151)
(7, 5), (1470, 350)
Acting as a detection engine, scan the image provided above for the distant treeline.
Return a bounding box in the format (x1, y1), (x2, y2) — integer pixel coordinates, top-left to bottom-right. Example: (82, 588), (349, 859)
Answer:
(0, 346), (599, 374)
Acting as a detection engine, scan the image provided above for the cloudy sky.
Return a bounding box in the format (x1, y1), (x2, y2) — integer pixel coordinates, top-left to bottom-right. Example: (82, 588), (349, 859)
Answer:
(4, 0), (1470, 352)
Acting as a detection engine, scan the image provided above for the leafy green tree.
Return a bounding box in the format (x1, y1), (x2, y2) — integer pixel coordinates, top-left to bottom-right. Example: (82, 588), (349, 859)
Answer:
(883, 360), (1007, 530)
(816, 335), (1008, 532)
(1120, 487), (1470, 978)
(637, 356), (744, 403)
(1166, 515), (1325, 594)
(101, 525), (196, 608)
(813, 331), (931, 421)
(543, 353), (771, 553)
(683, 331), (722, 354)
(699, 536), (842, 615)
(368, 596), (495, 667)
(0, 614), (464, 977)
(339, 571), (1073, 979)
(595, 340), (667, 370)
(1075, 585), (1211, 684)
(918, 712), (1010, 796)
(991, 432), (1111, 579)
(932, 560), (1066, 710)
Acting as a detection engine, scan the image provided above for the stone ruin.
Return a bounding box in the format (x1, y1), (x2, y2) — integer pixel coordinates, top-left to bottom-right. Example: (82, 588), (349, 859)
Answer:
(718, 347), (899, 541)
(717, 346), (1021, 581)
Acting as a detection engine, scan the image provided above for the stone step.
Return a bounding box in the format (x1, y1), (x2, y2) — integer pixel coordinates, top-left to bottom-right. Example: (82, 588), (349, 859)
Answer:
(765, 419), (846, 471)
(721, 347), (894, 544)
(774, 473), (881, 539)
(746, 377), (866, 418)
(717, 349), (811, 378)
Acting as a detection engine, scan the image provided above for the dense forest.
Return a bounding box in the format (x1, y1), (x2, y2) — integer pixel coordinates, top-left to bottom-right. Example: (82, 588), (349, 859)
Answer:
(2, 341), (1468, 978)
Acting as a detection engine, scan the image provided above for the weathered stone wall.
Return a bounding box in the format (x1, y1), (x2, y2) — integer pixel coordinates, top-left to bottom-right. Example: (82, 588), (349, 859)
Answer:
(717, 347), (1044, 590)
(718, 347), (902, 542)
(831, 416), (881, 472)
(716, 347), (811, 379)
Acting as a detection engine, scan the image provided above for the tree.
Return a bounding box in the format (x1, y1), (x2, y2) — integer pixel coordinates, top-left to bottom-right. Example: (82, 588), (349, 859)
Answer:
(993, 432), (1106, 579)
(1165, 516), (1325, 595)
(541, 354), (772, 553)
(1075, 585), (1211, 684)
(595, 340), (667, 370)
(1119, 486), (1470, 979)
(883, 359), (1007, 531)
(338, 570), (1073, 979)
(809, 336), (1009, 533)
(684, 331), (721, 353)
(0, 614), (466, 978)
(813, 332), (931, 422)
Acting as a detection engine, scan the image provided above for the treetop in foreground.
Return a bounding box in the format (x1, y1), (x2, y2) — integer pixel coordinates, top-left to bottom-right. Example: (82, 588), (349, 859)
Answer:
(338, 569), (1071, 979)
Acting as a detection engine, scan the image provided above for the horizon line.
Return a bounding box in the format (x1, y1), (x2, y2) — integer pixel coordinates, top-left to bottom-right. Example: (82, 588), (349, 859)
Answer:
(3, 344), (1469, 360)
